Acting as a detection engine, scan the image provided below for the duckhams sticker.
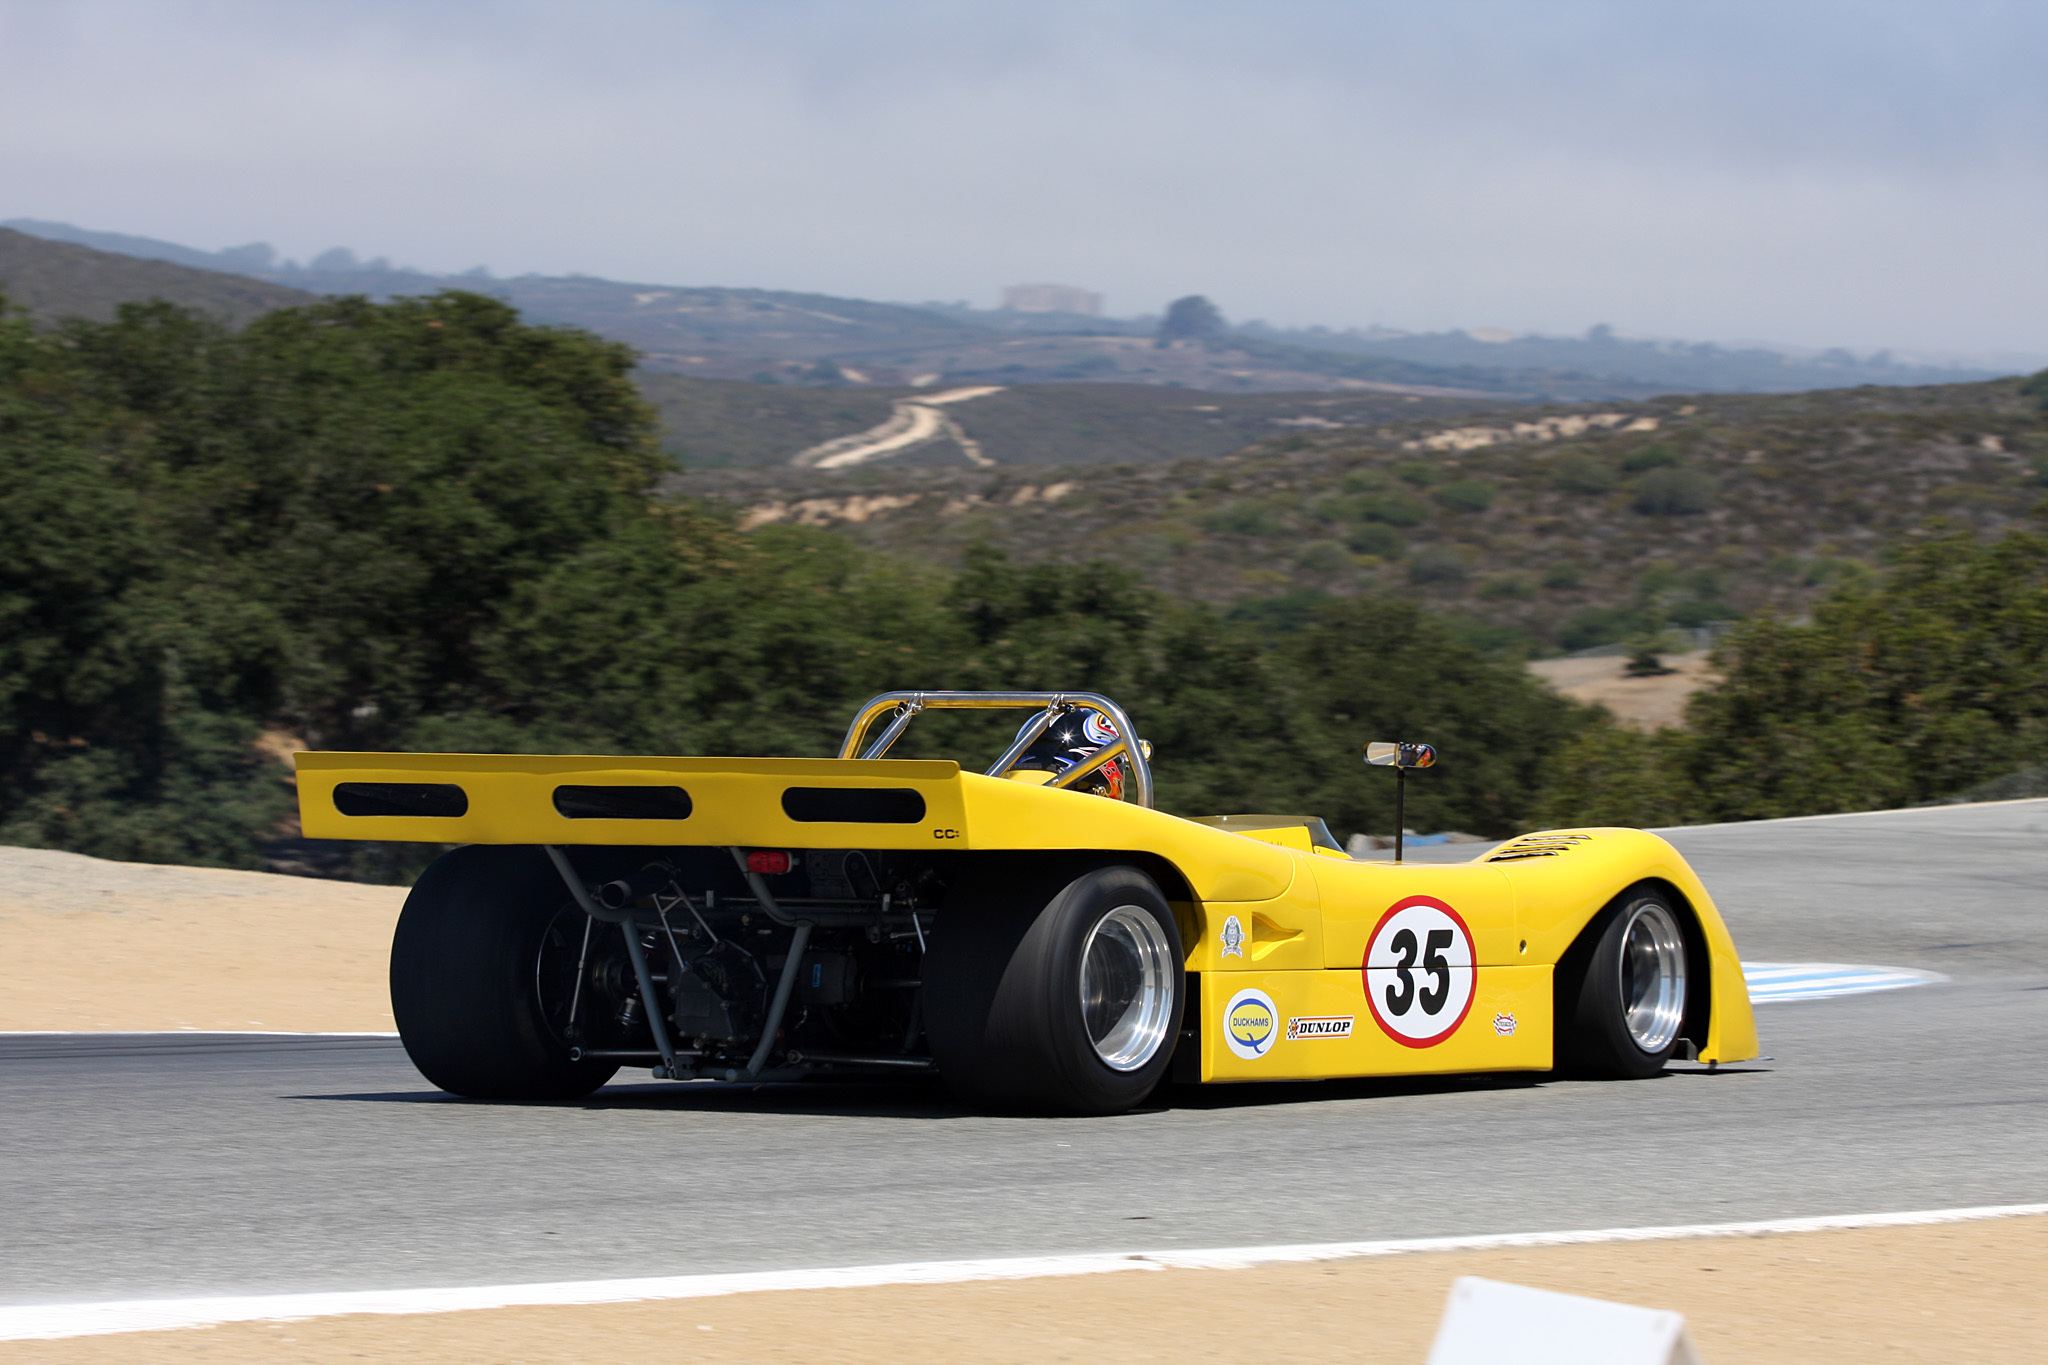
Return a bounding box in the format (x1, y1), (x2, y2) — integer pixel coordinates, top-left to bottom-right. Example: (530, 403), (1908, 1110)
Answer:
(1362, 895), (1477, 1048)
(1223, 987), (1279, 1059)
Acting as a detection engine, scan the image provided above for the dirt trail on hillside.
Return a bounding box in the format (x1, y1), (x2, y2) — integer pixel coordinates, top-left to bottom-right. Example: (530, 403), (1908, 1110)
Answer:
(10, 1215), (2045, 1363)
(0, 846), (402, 1033)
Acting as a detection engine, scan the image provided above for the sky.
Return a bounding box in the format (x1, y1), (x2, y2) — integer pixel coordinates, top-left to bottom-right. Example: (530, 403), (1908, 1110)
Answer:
(2, 1), (2043, 358)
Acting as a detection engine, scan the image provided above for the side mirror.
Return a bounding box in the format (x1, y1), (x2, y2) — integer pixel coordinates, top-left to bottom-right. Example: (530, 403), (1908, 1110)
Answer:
(1364, 741), (1436, 769)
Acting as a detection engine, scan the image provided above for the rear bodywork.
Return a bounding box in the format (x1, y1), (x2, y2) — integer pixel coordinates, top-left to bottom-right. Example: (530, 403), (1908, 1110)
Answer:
(297, 750), (1758, 1080)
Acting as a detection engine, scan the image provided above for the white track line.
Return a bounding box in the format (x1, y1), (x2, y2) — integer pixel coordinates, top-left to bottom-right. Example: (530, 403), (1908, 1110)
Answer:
(6, 1202), (2045, 1342)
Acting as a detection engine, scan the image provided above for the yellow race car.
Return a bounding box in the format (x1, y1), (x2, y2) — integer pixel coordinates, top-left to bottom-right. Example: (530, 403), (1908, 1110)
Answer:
(296, 690), (1757, 1115)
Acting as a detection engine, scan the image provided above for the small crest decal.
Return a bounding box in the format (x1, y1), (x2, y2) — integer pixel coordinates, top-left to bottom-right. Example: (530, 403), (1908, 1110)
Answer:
(1493, 1012), (1517, 1036)
(1220, 915), (1246, 959)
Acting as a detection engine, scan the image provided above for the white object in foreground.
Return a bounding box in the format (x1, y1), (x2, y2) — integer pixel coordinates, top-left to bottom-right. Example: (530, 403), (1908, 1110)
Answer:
(1428, 1276), (1702, 1365)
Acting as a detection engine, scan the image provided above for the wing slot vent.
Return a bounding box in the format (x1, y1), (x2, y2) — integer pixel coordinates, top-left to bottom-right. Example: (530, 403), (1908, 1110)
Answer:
(333, 782), (468, 818)
(782, 787), (927, 824)
(553, 785), (694, 820)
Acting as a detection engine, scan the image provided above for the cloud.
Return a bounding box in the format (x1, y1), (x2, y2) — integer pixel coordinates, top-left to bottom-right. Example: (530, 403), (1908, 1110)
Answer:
(1, 0), (2042, 352)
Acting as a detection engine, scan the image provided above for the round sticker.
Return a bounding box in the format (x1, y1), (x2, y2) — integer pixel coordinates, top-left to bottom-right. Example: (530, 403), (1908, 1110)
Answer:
(1222, 987), (1279, 1059)
(1361, 896), (1477, 1048)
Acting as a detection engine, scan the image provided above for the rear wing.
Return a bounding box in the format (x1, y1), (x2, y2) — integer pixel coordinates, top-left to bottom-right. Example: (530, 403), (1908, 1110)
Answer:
(294, 752), (968, 849)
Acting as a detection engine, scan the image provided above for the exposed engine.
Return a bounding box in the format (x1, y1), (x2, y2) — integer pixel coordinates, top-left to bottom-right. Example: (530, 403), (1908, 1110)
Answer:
(536, 846), (957, 1079)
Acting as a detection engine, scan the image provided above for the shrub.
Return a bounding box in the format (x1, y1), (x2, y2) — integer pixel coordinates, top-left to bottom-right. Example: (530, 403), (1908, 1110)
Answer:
(1408, 544), (1470, 585)
(1346, 523), (1405, 558)
(1622, 444), (1682, 472)
(1559, 605), (1646, 651)
(1355, 490), (1431, 526)
(1535, 724), (1700, 829)
(1632, 466), (1717, 515)
(1541, 562), (1586, 590)
(1477, 572), (1535, 600)
(1434, 480), (1497, 513)
(1198, 498), (1285, 536)
(1550, 454), (1618, 495)
(1294, 539), (1352, 574)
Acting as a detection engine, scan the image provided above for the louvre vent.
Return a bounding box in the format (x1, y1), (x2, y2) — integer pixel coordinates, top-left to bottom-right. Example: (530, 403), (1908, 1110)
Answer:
(1486, 833), (1594, 862)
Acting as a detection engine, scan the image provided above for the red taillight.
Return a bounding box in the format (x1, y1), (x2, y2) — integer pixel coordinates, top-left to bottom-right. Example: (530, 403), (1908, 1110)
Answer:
(746, 850), (792, 876)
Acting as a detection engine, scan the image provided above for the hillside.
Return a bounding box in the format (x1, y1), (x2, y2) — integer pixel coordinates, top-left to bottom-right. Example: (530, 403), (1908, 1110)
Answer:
(0, 228), (312, 325)
(0, 226), (1525, 463)
(1232, 320), (2018, 395)
(673, 376), (2048, 654)
(638, 373), (1513, 467)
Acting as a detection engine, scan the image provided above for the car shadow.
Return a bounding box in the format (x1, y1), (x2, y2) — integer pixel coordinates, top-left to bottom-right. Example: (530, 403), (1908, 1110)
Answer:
(292, 1062), (1770, 1120)
(289, 1075), (972, 1120)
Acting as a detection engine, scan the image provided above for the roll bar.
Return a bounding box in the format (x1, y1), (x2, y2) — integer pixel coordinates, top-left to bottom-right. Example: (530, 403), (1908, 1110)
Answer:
(837, 691), (1155, 809)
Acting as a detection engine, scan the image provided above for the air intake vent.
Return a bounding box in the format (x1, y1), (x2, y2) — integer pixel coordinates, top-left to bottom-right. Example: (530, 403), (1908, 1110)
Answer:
(1486, 833), (1594, 862)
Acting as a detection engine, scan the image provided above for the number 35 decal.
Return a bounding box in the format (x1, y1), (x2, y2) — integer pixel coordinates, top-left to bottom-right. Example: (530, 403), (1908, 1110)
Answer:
(1362, 896), (1477, 1047)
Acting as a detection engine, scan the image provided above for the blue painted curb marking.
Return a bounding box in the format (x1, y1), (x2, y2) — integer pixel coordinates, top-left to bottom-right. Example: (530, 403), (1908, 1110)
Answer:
(1742, 962), (1943, 1004)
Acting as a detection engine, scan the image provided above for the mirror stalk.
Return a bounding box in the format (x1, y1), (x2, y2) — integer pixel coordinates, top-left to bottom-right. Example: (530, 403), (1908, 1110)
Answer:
(1395, 766), (1406, 864)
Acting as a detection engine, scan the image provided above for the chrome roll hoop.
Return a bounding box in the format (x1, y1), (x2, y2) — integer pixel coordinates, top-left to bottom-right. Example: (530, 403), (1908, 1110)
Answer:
(836, 690), (1155, 810)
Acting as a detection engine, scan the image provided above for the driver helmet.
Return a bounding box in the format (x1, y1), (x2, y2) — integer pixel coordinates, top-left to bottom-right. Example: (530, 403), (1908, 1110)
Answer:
(1010, 709), (1127, 799)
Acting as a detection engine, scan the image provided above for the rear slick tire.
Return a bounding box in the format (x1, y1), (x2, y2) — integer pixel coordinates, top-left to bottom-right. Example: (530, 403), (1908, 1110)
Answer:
(1557, 885), (1689, 1080)
(390, 844), (619, 1101)
(925, 861), (1183, 1116)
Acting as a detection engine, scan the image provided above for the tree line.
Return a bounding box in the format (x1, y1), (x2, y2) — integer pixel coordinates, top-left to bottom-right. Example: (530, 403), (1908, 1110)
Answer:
(1, 290), (2041, 877)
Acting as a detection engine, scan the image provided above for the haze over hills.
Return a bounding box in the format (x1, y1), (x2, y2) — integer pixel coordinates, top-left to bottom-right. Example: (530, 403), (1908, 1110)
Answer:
(0, 224), (1514, 466)
(7, 217), (2021, 402)
(0, 227), (312, 326)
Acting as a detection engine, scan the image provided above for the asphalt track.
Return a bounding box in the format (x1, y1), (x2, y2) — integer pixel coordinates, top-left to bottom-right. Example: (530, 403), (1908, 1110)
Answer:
(3, 800), (2044, 1305)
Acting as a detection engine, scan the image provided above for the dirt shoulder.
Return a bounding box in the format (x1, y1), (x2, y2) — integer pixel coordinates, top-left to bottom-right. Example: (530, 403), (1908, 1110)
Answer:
(0, 845), (402, 1033)
(10, 1214), (2045, 1363)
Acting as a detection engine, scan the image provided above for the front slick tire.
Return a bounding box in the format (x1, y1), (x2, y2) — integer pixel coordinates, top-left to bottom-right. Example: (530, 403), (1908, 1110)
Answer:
(1556, 884), (1689, 1080)
(926, 862), (1182, 1116)
(390, 844), (618, 1101)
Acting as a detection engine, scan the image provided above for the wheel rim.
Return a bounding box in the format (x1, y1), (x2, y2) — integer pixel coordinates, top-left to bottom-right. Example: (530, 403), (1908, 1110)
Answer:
(1079, 905), (1176, 1072)
(1619, 901), (1686, 1054)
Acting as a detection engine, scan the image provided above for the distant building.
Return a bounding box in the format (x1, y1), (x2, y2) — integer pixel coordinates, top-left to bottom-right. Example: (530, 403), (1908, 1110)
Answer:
(1001, 283), (1102, 316)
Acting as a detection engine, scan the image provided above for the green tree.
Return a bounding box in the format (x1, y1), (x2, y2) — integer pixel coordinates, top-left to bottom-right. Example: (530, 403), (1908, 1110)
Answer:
(1155, 295), (1226, 347)
(1542, 528), (2048, 827)
(1285, 597), (1588, 838)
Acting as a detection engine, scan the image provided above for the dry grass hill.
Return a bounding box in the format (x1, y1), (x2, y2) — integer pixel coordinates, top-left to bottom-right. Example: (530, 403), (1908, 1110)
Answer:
(674, 376), (2048, 654)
